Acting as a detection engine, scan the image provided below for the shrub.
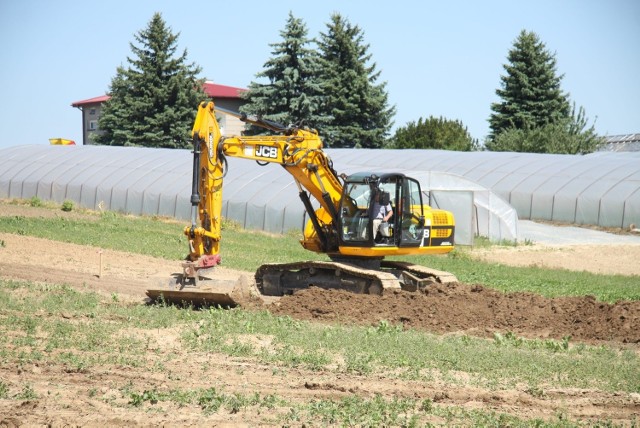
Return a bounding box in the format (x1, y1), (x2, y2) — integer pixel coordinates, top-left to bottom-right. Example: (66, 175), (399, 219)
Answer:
(61, 200), (74, 212)
(29, 196), (43, 207)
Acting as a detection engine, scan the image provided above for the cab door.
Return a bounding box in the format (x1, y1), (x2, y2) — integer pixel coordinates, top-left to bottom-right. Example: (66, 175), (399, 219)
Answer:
(398, 177), (425, 247)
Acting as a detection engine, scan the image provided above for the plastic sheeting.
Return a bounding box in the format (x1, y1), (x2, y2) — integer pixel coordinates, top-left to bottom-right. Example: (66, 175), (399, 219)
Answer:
(1, 146), (638, 243)
(390, 171), (517, 244)
(0, 145), (193, 219)
(329, 149), (640, 229)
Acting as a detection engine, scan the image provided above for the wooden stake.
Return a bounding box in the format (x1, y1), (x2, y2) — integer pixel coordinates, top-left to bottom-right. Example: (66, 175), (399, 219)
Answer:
(98, 250), (103, 278)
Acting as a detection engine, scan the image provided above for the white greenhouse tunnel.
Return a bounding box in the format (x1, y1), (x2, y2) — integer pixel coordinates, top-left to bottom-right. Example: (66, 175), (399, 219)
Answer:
(1, 145), (638, 246)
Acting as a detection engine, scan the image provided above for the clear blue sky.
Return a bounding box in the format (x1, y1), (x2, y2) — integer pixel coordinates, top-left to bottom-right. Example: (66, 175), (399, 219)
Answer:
(1, 0), (638, 149)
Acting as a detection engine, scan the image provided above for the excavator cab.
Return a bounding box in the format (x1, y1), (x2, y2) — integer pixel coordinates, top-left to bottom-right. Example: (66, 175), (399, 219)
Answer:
(339, 173), (425, 248)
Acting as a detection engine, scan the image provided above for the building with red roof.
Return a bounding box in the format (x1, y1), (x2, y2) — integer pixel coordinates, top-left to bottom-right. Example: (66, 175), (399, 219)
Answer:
(71, 82), (246, 145)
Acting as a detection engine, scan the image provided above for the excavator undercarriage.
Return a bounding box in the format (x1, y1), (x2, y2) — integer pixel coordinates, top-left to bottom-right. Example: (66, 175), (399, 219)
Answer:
(257, 260), (457, 296)
(146, 259), (458, 307)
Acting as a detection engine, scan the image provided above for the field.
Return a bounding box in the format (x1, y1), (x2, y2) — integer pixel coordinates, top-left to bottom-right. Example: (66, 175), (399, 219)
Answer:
(0, 200), (639, 426)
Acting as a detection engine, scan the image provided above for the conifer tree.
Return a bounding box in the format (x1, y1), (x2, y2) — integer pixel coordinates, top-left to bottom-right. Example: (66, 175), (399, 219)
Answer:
(95, 13), (206, 148)
(388, 117), (478, 151)
(488, 30), (570, 141)
(488, 104), (602, 154)
(486, 30), (600, 153)
(240, 12), (329, 133)
(316, 13), (395, 148)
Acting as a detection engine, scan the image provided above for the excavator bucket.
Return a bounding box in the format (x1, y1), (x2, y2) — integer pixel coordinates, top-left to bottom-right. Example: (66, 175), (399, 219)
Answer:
(146, 273), (258, 307)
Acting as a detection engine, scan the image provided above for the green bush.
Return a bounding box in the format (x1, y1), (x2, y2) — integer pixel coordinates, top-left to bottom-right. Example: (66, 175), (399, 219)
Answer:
(61, 200), (74, 212)
(29, 196), (43, 207)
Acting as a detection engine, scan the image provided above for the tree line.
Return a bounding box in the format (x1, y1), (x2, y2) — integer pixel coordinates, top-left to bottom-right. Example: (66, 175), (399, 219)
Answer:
(96, 12), (602, 154)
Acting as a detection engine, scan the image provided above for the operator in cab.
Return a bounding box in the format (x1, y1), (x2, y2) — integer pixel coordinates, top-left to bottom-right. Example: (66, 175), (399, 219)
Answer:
(372, 190), (393, 239)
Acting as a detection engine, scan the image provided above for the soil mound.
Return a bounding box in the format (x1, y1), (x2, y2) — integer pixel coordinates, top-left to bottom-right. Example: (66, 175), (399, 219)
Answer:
(270, 283), (640, 344)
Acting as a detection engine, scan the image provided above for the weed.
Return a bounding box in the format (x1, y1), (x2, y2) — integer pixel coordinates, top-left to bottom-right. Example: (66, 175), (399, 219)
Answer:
(265, 343), (330, 371)
(344, 351), (374, 375)
(59, 351), (89, 373)
(14, 384), (38, 400)
(225, 338), (254, 356)
(165, 388), (196, 406)
(525, 384), (545, 398)
(129, 388), (159, 406)
(226, 392), (260, 414)
(0, 381), (8, 398)
(374, 319), (403, 334)
(61, 200), (74, 212)
(420, 398), (433, 413)
(197, 387), (225, 414)
(493, 331), (523, 347)
(260, 393), (281, 409)
(29, 196), (43, 207)
(291, 394), (419, 426)
(493, 331), (572, 353)
(221, 217), (242, 231)
(543, 336), (571, 352)
(100, 210), (118, 221)
(470, 236), (498, 248)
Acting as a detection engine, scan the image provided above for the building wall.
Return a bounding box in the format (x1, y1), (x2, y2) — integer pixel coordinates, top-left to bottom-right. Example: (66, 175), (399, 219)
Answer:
(78, 97), (246, 143)
(213, 98), (246, 136)
(81, 102), (104, 145)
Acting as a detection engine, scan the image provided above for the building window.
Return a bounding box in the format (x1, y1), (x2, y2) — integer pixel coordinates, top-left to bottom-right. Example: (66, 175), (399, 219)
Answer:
(89, 120), (98, 131)
(89, 108), (96, 115)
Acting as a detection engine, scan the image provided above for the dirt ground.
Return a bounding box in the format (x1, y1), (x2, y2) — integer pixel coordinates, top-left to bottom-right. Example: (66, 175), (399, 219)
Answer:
(1, 203), (639, 425)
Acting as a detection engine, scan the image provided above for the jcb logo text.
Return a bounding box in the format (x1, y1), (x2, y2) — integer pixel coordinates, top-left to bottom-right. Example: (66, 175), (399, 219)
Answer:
(256, 146), (278, 159)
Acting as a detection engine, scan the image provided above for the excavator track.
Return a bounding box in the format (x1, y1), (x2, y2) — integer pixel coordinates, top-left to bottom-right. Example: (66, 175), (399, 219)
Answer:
(257, 260), (401, 296)
(256, 260), (458, 296)
(379, 261), (458, 291)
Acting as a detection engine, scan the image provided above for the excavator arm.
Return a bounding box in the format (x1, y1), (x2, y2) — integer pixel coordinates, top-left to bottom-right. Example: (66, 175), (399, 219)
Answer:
(186, 101), (344, 268)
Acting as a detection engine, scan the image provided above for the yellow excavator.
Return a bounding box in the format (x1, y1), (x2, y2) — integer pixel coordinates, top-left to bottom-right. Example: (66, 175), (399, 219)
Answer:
(146, 101), (457, 305)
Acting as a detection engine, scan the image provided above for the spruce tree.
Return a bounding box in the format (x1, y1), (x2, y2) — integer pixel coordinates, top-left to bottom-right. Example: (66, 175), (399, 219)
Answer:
(95, 13), (206, 148)
(487, 30), (601, 153)
(388, 117), (478, 151)
(489, 104), (602, 154)
(316, 13), (395, 148)
(488, 30), (570, 141)
(240, 12), (329, 133)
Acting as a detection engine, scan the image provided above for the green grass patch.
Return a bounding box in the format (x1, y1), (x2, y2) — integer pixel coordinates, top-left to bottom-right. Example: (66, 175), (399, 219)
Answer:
(116, 383), (590, 426)
(0, 212), (186, 260)
(182, 307), (639, 394)
(0, 279), (201, 370)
